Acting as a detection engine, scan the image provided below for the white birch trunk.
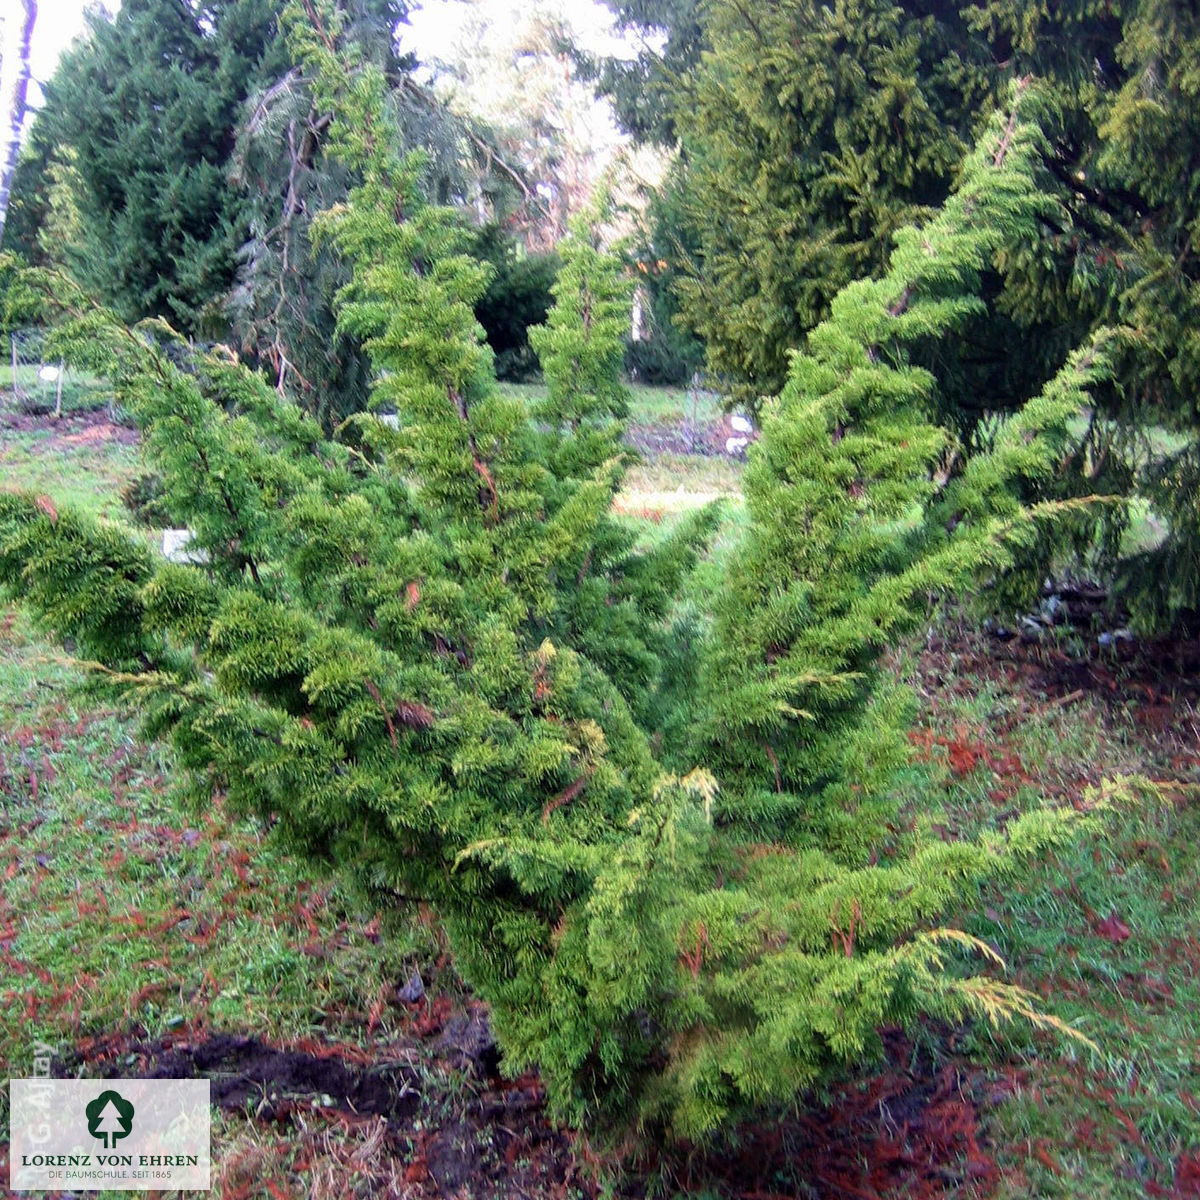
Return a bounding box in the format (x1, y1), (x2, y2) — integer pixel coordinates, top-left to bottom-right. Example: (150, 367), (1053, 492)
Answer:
(0, 0), (38, 247)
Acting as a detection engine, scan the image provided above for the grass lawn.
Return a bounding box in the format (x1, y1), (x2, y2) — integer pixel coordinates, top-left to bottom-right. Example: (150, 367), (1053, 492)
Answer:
(0, 415), (139, 520)
(896, 622), (1200, 1197)
(1, 404), (1199, 1197)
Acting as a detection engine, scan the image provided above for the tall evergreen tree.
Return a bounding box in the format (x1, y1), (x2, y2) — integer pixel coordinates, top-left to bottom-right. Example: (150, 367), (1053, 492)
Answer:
(583, 0), (705, 146)
(225, 0), (472, 429)
(650, 0), (1200, 628)
(0, 0), (37, 245)
(222, 0), (558, 423)
(1078, 0), (1200, 626)
(671, 0), (1007, 407)
(7, 0), (288, 336)
(11, 0), (535, 427)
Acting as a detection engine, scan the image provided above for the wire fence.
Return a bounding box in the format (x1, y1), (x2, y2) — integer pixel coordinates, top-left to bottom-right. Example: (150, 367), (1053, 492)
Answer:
(4, 329), (115, 418)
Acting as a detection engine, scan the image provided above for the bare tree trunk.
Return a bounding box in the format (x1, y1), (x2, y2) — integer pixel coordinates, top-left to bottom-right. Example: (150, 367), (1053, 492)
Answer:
(0, 0), (38, 247)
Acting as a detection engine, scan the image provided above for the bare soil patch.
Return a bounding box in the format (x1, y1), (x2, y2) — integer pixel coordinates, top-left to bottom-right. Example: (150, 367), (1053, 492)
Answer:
(624, 413), (756, 458)
(57, 1014), (581, 1200)
(57, 1022), (1003, 1199)
(0, 408), (138, 449)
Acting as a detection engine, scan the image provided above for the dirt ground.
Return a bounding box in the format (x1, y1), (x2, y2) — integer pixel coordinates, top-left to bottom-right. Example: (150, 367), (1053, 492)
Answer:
(0, 406), (138, 447)
(59, 1013), (1003, 1198)
(623, 412), (758, 458)
(1, 402), (754, 461)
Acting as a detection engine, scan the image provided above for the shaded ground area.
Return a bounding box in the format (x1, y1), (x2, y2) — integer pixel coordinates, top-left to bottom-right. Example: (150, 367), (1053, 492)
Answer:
(913, 619), (1200, 788)
(983, 625), (1200, 714)
(55, 1012), (579, 1200)
(54, 1020), (1007, 1200)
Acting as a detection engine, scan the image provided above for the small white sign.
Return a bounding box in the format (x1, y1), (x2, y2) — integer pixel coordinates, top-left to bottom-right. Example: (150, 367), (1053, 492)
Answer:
(161, 529), (211, 565)
(9, 1078), (210, 1191)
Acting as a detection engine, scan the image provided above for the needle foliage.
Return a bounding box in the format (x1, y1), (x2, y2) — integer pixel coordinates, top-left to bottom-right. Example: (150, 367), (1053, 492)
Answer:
(0, 37), (1106, 1142)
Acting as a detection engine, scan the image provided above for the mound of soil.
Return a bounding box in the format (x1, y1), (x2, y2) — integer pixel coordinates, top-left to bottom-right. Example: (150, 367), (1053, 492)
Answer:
(58, 1021), (1006, 1199)
(139, 1034), (422, 1123)
(59, 1019), (577, 1199)
(650, 1031), (1000, 1200)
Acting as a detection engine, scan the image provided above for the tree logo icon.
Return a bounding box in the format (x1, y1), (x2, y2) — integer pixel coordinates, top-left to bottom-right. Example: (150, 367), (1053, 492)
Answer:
(85, 1089), (135, 1149)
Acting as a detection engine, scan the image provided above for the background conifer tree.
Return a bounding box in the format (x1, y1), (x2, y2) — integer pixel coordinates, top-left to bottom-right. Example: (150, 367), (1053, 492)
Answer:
(612, 0), (1200, 628)
(5, 0), (290, 336)
(227, 0), (551, 425)
(581, 0), (705, 147)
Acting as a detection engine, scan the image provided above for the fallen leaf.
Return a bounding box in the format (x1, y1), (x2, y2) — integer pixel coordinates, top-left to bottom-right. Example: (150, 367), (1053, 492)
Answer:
(1096, 912), (1132, 943)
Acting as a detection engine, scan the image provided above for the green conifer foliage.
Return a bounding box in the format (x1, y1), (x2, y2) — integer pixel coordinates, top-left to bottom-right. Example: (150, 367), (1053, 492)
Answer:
(653, 0), (1200, 628)
(1086, 0), (1200, 625)
(7, 0), (290, 336)
(689, 93), (1118, 859)
(529, 198), (632, 478)
(527, 200), (718, 724)
(672, 0), (1003, 407)
(0, 59), (1105, 1142)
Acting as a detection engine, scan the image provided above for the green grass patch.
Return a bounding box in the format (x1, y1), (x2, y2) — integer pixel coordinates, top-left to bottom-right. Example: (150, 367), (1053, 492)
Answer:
(967, 777), (1200, 1198)
(894, 625), (1200, 1196)
(616, 454), (744, 517)
(0, 421), (140, 521)
(0, 607), (440, 1077)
